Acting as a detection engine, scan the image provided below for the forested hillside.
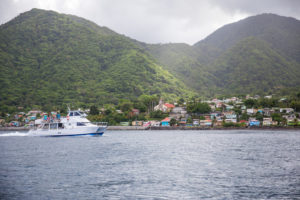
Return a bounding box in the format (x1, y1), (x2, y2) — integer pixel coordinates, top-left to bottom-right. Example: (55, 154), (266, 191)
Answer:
(146, 13), (300, 96)
(0, 10), (299, 111)
(0, 9), (193, 111)
(211, 37), (300, 95)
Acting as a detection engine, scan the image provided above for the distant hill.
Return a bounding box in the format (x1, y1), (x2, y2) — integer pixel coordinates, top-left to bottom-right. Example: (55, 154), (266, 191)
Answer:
(195, 13), (300, 62)
(211, 37), (300, 95)
(146, 13), (300, 96)
(0, 9), (193, 110)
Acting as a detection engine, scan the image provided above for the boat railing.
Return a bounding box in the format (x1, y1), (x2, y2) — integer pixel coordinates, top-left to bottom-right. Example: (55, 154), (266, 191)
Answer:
(30, 122), (64, 131)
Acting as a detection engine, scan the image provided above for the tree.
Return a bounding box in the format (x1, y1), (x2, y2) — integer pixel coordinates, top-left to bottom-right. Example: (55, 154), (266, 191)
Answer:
(138, 95), (159, 113)
(290, 101), (300, 112)
(170, 118), (177, 126)
(255, 112), (263, 121)
(244, 99), (257, 108)
(89, 105), (99, 115)
(177, 98), (184, 106)
(119, 101), (133, 112)
(240, 113), (249, 121)
(104, 109), (112, 115)
(150, 110), (167, 119)
(187, 102), (211, 114)
(293, 118), (299, 126)
(271, 113), (282, 125)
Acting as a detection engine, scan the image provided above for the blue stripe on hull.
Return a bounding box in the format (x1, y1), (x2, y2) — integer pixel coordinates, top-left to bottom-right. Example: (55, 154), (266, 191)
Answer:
(45, 132), (104, 137)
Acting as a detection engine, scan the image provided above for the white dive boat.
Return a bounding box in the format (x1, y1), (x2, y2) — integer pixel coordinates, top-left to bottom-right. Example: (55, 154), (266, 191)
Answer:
(29, 110), (107, 137)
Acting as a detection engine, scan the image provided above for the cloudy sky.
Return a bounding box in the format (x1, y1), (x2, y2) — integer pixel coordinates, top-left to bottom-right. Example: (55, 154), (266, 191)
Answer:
(0, 0), (299, 44)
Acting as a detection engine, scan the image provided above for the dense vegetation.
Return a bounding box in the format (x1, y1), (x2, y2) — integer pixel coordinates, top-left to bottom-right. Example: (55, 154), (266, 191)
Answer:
(211, 37), (300, 95)
(0, 9), (193, 112)
(145, 13), (300, 97)
(0, 10), (300, 111)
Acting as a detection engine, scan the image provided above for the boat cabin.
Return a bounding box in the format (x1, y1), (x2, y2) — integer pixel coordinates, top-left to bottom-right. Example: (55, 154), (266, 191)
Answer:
(68, 110), (87, 117)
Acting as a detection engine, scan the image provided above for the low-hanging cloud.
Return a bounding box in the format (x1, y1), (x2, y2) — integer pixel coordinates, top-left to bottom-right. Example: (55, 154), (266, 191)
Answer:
(0, 0), (299, 45)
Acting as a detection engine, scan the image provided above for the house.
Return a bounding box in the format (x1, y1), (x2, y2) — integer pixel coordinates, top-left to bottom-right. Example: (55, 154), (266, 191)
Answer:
(210, 112), (220, 119)
(214, 120), (223, 127)
(193, 119), (199, 126)
(264, 95), (272, 99)
(132, 109), (140, 115)
(178, 118), (187, 126)
(280, 108), (294, 114)
(150, 121), (161, 127)
(225, 113), (237, 119)
(154, 99), (168, 112)
(200, 119), (212, 126)
(120, 122), (130, 126)
(225, 105), (234, 110)
(209, 104), (216, 111)
(225, 118), (237, 123)
(263, 118), (273, 126)
(132, 121), (143, 126)
(249, 118), (260, 126)
(216, 102), (223, 108)
(247, 108), (258, 115)
(223, 111), (237, 123)
(161, 117), (171, 126)
(239, 120), (248, 126)
(169, 107), (187, 119)
(263, 108), (271, 116)
(164, 103), (175, 112)
(129, 109), (140, 117)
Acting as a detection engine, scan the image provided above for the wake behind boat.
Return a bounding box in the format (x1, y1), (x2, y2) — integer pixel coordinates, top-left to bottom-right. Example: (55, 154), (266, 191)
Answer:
(29, 110), (107, 137)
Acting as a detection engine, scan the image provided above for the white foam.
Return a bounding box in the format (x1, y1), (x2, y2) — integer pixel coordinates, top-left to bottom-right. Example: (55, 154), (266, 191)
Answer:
(0, 132), (29, 137)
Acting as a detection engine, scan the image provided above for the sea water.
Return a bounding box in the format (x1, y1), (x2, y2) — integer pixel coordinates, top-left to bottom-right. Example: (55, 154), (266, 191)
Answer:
(0, 130), (299, 199)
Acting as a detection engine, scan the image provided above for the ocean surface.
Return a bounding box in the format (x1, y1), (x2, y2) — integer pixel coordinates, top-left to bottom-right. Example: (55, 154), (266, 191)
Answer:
(0, 130), (299, 200)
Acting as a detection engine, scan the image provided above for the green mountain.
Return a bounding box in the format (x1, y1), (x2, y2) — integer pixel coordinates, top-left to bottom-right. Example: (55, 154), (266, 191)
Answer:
(211, 37), (300, 95)
(0, 9), (193, 110)
(143, 43), (217, 95)
(145, 13), (300, 96)
(0, 10), (299, 111)
(195, 13), (300, 63)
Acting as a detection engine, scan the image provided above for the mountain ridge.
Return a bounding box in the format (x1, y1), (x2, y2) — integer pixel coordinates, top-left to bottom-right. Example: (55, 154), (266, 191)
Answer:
(0, 9), (300, 110)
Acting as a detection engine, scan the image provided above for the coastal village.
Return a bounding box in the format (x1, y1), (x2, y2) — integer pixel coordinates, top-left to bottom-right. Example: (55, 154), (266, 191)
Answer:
(1, 94), (300, 129)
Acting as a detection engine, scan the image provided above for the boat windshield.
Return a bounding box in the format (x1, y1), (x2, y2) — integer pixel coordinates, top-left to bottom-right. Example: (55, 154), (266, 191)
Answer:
(74, 112), (81, 116)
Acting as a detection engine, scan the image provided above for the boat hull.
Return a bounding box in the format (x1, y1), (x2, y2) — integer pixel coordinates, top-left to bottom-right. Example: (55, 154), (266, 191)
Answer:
(29, 126), (106, 137)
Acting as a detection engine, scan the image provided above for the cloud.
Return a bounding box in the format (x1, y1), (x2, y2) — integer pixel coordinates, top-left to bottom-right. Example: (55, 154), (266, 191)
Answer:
(0, 0), (299, 44)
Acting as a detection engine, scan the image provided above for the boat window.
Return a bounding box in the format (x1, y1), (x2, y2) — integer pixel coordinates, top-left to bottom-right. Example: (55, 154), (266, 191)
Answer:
(69, 112), (73, 116)
(42, 124), (49, 129)
(77, 122), (86, 126)
(74, 112), (81, 116)
(58, 123), (64, 129)
(50, 123), (58, 129)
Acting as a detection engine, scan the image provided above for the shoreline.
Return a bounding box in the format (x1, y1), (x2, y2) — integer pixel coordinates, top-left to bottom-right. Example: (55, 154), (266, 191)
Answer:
(149, 126), (300, 131)
(1, 126), (300, 131)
